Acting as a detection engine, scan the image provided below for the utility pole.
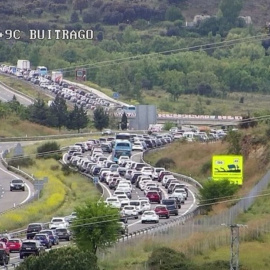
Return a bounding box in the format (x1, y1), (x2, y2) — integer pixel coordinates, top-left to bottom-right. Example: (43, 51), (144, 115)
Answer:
(221, 223), (247, 270)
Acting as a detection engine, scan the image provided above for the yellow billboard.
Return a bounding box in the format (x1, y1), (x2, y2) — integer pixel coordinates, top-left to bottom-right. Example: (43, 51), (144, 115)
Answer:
(212, 155), (243, 185)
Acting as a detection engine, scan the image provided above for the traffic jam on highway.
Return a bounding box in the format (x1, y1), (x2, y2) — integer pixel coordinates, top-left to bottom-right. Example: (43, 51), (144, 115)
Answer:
(64, 131), (197, 235)
(0, 130), (198, 267)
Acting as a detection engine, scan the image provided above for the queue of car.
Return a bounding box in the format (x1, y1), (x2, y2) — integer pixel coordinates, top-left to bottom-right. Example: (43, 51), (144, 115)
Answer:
(64, 131), (190, 231)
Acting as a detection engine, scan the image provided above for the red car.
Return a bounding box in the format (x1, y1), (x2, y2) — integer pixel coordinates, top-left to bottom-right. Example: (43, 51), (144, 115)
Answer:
(6, 239), (22, 252)
(154, 205), (170, 219)
(146, 191), (160, 204)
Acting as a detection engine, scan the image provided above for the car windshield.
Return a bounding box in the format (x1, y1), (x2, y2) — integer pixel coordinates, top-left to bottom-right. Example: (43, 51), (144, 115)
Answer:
(130, 202), (140, 206)
(56, 229), (67, 233)
(156, 206), (166, 210)
(52, 219), (63, 222)
(162, 200), (175, 205)
(125, 207), (134, 210)
(35, 235), (46, 240)
(22, 242), (36, 248)
(8, 240), (20, 243)
(108, 199), (117, 202)
(28, 224), (41, 229)
(144, 212), (153, 215)
(12, 179), (23, 183)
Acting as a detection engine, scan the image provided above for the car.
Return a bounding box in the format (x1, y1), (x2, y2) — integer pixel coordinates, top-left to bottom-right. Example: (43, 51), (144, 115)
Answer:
(171, 189), (185, 204)
(0, 242), (9, 266)
(121, 205), (139, 219)
(33, 233), (52, 249)
(118, 222), (128, 235)
(40, 230), (59, 245)
(19, 240), (46, 259)
(10, 179), (25, 191)
(141, 210), (159, 224)
(49, 217), (69, 229)
(146, 191), (161, 204)
(55, 228), (72, 241)
(167, 196), (182, 209)
(161, 199), (179, 216)
(154, 205), (170, 219)
(102, 129), (112, 135)
(105, 197), (121, 209)
(132, 142), (144, 151)
(65, 212), (77, 224)
(26, 223), (44, 239)
(6, 239), (22, 252)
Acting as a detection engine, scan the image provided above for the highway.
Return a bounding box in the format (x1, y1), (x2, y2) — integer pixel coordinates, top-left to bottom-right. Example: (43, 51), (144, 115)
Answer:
(0, 83), (33, 106)
(0, 142), (36, 213)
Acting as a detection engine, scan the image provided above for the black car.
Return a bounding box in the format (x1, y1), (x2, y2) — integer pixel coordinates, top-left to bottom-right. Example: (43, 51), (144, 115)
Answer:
(10, 179), (25, 191)
(19, 240), (45, 259)
(161, 199), (179, 216)
(55, 228), (72, 241)
(26, 223), (44, 239)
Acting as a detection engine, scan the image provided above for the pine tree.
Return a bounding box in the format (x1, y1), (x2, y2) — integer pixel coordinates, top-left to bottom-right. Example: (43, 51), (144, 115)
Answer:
(93, 106), (109, 131)
(121, 112), (128, 130)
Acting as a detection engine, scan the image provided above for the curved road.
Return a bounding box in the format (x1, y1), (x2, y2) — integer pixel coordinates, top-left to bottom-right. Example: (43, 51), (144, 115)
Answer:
(0, 83), (33, 106)
(0, 142), (36, 213)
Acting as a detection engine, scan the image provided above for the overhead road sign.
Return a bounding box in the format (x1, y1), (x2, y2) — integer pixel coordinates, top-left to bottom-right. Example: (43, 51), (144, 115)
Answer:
(212, 155), (243, 185)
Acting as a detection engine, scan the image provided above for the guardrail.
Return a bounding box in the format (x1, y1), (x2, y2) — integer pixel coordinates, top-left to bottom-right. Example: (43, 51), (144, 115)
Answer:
(0, 150), (42, 216)
(0, 81), (35, 103)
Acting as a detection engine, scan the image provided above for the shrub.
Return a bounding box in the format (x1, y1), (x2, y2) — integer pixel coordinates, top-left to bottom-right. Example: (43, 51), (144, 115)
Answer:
(148, 247), (195, 270)
(155, 157), (175, 169)
(61, 164), (72, 176)
(50, 164), (59, 171)
(201, 160), (211, 175)
(8, 156), (34, 168)
(36, 141), (61, 159)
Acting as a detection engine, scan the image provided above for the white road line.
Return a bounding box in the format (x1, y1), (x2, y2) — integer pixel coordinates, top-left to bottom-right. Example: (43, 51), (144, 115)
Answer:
(99, 181), (112, 198)
(181, 188), (196, 216)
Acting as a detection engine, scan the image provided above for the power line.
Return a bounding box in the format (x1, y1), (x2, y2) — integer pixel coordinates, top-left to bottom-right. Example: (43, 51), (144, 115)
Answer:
(58, 33), (269, 72)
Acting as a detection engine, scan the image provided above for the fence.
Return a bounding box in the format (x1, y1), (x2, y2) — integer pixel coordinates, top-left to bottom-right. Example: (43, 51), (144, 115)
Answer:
(100, 148), (270, 267)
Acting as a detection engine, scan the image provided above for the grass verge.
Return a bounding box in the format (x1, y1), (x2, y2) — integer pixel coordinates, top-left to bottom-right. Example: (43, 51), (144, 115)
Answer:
(0, 157), (100, 232)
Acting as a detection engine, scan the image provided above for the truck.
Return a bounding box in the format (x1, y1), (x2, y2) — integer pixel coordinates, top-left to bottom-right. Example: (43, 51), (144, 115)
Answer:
(17, 60), (30, 71)
(51, 70), (63, 84)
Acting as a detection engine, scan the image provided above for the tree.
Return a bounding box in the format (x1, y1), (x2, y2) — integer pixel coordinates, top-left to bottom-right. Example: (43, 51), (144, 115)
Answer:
(73, 0), (88, 14)
(120, 112), (128, 130)
(71, 200), (121, 254)
(199, 179), (239, 208)
(48, 95), (68, 130)
(165, 6), (183, 22)
(27, 98), (50, 126)
(67, 104), (88, 132)
(93, 106), (109, 131)
(70, 11), (79, 23)
(162, 70), (185, 101)
(15, 247), (99, 270)
(219, 0), (243, 26)
(224, 129), (242, 154)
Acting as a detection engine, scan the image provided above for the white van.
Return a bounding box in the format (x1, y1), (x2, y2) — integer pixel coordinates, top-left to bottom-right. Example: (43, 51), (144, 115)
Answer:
(182, 132), (195, 142)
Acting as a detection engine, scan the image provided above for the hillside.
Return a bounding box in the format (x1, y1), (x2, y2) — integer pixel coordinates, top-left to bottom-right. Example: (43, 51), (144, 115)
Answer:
(183, 0), (268, 27)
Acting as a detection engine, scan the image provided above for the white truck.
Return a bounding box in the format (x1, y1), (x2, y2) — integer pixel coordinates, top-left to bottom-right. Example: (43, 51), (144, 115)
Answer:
(51, 70), (63, 84)
(17, 60), (30, 71)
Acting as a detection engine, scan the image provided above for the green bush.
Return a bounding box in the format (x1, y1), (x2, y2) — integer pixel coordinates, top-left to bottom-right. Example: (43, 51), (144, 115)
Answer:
(36, 141), (60, 159)
(155, 157), (175, 169)
(8, 156), (34, 168)
(61, 164), (72, 176)
(200, 160), (212, 175)
(50, 164), (59, 171)
(148, 247), (195, 270)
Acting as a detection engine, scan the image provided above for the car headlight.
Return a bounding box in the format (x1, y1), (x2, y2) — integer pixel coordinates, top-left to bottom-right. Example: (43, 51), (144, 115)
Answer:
(10, 184), (14, 187)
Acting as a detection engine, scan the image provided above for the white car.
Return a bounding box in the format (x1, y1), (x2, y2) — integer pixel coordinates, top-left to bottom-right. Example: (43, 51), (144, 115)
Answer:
(105, 197), (121, 209)
(140, 167), (153, 178)
(141, 210), (159, 224)
(121, 206), (139, 219)
(152, 167), (165, 180)
(102, 129), (112, 135)
(117, 183), (132, 193)
(49, 217), (69, 229)
(132, 142), (144, 151)
(171, 189), (185, 204)
(118, 156), (130, 165)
